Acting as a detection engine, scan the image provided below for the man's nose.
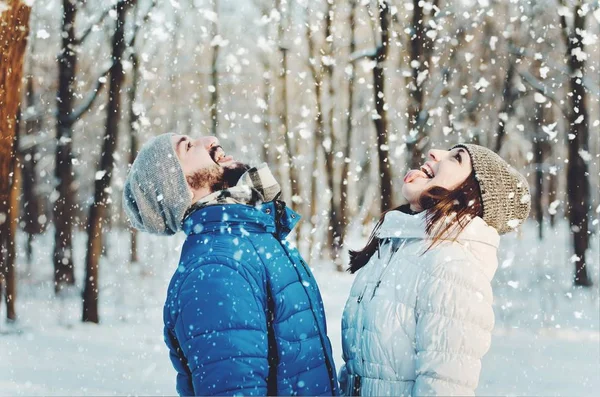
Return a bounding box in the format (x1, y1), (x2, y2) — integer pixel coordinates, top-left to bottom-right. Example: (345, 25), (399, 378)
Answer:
(195, 136), (219, 149)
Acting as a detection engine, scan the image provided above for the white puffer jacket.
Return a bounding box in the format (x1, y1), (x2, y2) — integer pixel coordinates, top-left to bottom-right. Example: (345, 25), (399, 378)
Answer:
(340, 210), (500, 396)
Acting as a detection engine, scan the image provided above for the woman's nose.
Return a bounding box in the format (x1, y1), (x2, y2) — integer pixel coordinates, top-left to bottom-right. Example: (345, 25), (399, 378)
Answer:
(428, 149), (442, 162)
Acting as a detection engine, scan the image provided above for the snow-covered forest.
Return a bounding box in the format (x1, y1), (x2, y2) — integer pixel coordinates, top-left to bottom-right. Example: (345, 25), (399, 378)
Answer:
(1, 0), (599, 395)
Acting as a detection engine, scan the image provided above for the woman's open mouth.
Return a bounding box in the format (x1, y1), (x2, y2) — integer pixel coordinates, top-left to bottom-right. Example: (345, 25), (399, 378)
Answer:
(420, 164), (435, 179)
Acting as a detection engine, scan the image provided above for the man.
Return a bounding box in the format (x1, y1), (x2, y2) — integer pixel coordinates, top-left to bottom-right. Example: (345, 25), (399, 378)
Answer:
(123, 133), (339, 396)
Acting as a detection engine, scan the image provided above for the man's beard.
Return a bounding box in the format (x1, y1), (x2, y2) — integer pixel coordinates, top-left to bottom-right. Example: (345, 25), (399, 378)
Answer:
(186, 164), (224, 192)
(186, 162), (250, 193)
(221, 162), (250, 189)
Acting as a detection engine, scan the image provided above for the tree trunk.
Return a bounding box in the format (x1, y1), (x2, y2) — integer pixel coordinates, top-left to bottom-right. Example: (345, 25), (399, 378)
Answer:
(305, 5), (329, 260)
(495, 49), (519, 153)
(548, 170), (557, 228)
(563, 1), (591, 287)
(5, 119), (21, 321)
(533, 101), (545, 240)
(257, 2), (272, 165)
(128, 50), (141, 264)
(210, 0), (219, 138)
(373, 0), (393, 213)
(338, 0), (357, 270)
(22, 73), (41, 264)
(83, 0), (133, 323)
(261, 66), (271, 164)
(0, 0), (31, 322)
(405, 0), (438, 169)
(53, 0), (79, 294)
(308, 150), (320, 260)
(276, 0), (301, 246)
(310, 72), (325, 260)
(279, 48), (301, 206)
(323, 0), (343, 268)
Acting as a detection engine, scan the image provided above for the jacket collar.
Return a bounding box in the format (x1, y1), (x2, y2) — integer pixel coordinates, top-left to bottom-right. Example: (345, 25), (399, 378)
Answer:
(377, 209), (500, 281)
(376, 209), (500, 248)
(182, 201), (300, 240)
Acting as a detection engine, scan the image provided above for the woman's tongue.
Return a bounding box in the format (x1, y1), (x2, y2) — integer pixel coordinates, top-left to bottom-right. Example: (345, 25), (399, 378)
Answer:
(403, 169), (428, 183)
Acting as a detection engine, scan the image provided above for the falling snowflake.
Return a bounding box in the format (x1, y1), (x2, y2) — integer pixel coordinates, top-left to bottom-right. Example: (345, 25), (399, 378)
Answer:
(507, 219), (520, 228)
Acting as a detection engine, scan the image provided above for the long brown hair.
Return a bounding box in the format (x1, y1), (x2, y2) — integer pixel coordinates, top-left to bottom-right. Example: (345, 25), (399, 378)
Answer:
(348, 171), (483, 274)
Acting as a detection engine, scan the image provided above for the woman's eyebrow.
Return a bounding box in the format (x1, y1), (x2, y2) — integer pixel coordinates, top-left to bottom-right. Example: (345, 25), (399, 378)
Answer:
(457, 148), (468, 164)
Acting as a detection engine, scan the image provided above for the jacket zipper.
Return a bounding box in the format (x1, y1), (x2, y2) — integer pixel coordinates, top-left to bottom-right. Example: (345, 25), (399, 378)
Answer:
(299, 258), (313, 279)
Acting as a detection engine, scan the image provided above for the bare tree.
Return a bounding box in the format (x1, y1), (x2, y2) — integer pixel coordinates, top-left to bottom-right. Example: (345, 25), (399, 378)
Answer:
(128, 53), (141, 264)
(126, 0), (156, 264)
(405, 0), (439, 169)
(53, 0), (114, 295)
(372, 0), (392, 212)
(83, 0), (135, 323)
(275, 0), (301, 215)
(210, 0), (220, 138)
(559, 0), (592, 286)
(4, 114), (22, 322)
(323, 0), (345, 267)
(305, 1), (343, 265)
(22, 72), (42, 263)
(0, 0), (31, 322)
(339, 0), (357, 264)
(350, 0), (393, 213)
(305, 4), (328, 259)
(532, 83), (551, 240)
(495, 41), (521, 152)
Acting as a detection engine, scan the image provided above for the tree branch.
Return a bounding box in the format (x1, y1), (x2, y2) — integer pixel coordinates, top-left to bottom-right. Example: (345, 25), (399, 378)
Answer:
(557, 0), (570, 49)
(519, 70), (569, 119)
(128, 0), (156, 49)
(67, 65), (113, 124)
(349, 47), (378, 63)
(74, 5), (115, 46)
(507, 43), (599, 98)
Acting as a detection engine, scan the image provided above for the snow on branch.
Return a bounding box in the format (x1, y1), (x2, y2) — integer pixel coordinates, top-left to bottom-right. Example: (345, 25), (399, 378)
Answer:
(128, 0), (156, 50)
(508, 44), (599, 99)
(519, 70), (569, 119)
(74, 5), (116, 46)
(349, 47), (378, 63)
(66, 65), (113, 124)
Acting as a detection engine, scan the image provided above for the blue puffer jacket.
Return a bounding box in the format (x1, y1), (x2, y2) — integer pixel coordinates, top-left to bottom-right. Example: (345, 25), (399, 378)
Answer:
(163, 201), (339, 396)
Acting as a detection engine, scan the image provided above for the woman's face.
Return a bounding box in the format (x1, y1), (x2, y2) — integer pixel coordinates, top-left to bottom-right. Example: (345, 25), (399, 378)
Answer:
(401, 147), (473, 212)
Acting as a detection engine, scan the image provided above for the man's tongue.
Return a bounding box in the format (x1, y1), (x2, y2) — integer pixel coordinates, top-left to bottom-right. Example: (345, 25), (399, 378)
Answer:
(403, 169), (428, 183)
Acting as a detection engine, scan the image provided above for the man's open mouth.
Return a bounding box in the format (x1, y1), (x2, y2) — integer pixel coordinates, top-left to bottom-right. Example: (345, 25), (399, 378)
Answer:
(210, 145), (231, 164)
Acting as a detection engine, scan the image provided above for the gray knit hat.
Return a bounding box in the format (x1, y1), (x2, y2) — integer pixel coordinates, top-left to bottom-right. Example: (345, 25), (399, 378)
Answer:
(123, 133), (192, 235)
(452, 143), (531, 235)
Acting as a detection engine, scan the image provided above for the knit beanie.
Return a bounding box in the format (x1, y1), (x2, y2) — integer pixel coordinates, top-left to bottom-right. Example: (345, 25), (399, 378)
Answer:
(452, 143), (531, 235)
(123, 133), (192, 235)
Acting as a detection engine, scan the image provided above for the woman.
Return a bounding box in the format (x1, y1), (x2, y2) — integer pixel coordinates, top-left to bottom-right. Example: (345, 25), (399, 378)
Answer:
(340, 144), (530, 396)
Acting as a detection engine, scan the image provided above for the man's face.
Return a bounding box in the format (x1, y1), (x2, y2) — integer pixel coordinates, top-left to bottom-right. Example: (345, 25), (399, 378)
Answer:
(171, 135), (235, 198)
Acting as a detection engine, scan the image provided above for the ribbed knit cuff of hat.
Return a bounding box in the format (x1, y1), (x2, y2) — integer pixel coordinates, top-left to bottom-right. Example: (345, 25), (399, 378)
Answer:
(123, 133), (192, 235)
(452, 143), (531, 235)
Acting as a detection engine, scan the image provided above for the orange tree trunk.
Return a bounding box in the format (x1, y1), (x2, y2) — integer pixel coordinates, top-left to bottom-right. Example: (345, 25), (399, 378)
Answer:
(0, 0), (32, 320)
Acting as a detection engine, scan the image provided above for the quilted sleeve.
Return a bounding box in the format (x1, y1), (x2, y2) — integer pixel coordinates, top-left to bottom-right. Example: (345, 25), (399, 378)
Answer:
(338, 364), (348, 395)
(413, 260), (494, 396)
(165, 327), (194, 396)
(173, 261), (269, 396)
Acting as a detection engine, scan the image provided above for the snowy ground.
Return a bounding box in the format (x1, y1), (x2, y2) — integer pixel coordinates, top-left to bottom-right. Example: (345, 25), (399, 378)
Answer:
(1, 220), (599, 396)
